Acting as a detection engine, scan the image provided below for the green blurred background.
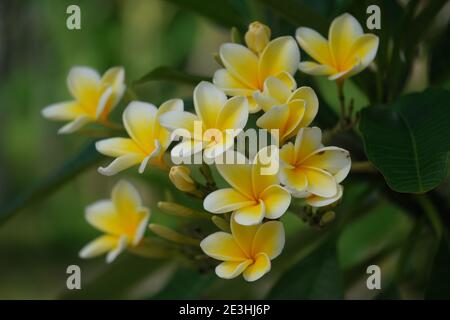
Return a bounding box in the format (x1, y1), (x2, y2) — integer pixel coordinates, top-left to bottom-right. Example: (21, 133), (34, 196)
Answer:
(0, 0), (448, 299)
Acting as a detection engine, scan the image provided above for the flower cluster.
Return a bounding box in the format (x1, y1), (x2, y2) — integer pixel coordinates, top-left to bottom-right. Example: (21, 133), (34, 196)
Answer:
(43, 14), (377, 281)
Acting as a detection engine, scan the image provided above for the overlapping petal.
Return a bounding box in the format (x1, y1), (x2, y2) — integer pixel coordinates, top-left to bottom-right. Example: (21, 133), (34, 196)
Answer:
(123, 101), (157, 152)
(234, 201), (265, 226)
(296, 27), (332, 65)
(216, 260), (253, 279)
(252, 221), (285, 259)
(306, 184), (343, 207)
(259, 36), (300, 83)
(200, 232), (247, 261)
(243, 253), (271, 282)
(204, 189), (255, 214)
(219, 44), (259, 90)
(259, 185), (291, 219)
(67, 66), (101, 103)
(301, 147), (351, 183)
(85, 200), (121, 235)
(279, 127), (350, 202)
(329, 13), (363, 69)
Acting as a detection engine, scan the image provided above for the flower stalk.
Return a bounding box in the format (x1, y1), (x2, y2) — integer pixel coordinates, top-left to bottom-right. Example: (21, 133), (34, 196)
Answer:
(149, 223), (201, 246)
(157, 201), (211, 220)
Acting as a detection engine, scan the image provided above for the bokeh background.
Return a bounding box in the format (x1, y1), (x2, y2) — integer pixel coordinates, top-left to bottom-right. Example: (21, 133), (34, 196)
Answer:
(0, 0), (449, 299)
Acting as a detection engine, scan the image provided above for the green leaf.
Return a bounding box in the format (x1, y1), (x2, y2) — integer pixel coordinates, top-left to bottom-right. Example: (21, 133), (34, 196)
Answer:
(268, 238), (343, 299)
(0, 142), (102, 226)
(256, 0), (328, 34)
(134, 66), (210, 87)
(359, 88), (450, 193)
(164, 0), (246, 30)
(425, 235), (450, 299)
(152, 267), (215, 299)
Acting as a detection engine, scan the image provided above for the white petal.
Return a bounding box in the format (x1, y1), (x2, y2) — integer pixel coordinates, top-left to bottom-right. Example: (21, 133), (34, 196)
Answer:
(106, 235), (128, 263)
(67, 66), (101, 101)
(296, 27), (333, 65)
(98, 154), (142, 176)
(123, 101), (158, 151)
(79, 235), (118, 259)
(252, 221), (285, 259)
(306, 184), (343, 207)
(242, 252), (271, 282)
(259, 185), (291, 219)
(259, 36), (300, 81)
(58, 115), (91, 134)
(200, 232), (247, 261)
(204, 188), (255, 213)
(298, 61), (336, 76)
(219, 44), (259, 89)
(329, 13), (363, 68)
(213, 69), (254, 96)
(42, 101), (84, 120)
(215, 260), (252, 279)
(193, 81), (227, 128)
(234, 201), (265, 226)
(158, 98), (184, 115)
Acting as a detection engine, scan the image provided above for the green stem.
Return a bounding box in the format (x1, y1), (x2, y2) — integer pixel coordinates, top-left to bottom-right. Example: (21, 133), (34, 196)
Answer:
(417, 195), (443, 239)
(337, 80), (346, 127)
(199, 164), (216, 189)
(394, 217), (423, 282)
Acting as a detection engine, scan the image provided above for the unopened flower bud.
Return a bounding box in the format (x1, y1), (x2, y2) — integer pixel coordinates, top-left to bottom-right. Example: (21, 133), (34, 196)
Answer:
(245, 21), (271, 54)
(169, 166), (196, 192)
(319, 211), (336, 227)
(148, 223), (200, 246)
(158, 201), (210, 219)
(211, 216), (231, 232)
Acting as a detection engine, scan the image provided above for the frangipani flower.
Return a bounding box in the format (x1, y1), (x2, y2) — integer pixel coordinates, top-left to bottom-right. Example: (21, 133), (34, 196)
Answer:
(42, 66), (126, 134)
(200, 215), (285, 281)
(255, 76), (318, 144)
(204, 147), (291, 226)
(159, 81), (248, 161)
(96, 99), (183, 176)
(296, 13), (379, 80)
(279, 127), (351, 207)
(79, 180), (150, 263)
(213, 21), (300, 113)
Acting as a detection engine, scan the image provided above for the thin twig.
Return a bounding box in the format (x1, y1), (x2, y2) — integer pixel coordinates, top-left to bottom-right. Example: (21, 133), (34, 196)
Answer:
(351, 161), (377, 173)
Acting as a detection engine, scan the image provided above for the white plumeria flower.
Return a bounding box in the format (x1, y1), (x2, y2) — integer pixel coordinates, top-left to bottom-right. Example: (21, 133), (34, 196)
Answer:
(213, 22), (300, 113)
(201, 215), (285, 282)
(279, 127), (351, 207)
(296, 13), (379, 80)
(255, 76), (319, 144)
(96, 99), (183, 176)
(159, 81), (248, 162)
(79, 180), (150, 263)
(204, 146), (291, 226)
(42, 66), (126, 134)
